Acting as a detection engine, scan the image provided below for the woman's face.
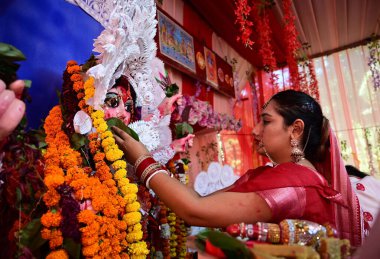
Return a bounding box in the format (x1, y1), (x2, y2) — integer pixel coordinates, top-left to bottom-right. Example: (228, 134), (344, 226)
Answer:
(103, 86), (134, 125)
(252, 101), (293, 164)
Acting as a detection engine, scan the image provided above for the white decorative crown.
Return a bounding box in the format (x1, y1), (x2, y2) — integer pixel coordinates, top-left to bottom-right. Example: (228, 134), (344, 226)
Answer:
(67, 0), (176, 164)
(66, 0), (158, 110)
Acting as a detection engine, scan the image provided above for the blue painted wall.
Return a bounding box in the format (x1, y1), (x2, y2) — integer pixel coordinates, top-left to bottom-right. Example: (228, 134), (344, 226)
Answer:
(0, 0), (103, 128)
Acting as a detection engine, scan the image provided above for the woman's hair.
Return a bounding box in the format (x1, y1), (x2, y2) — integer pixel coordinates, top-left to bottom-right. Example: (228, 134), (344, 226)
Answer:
(270, 90), (330, 163)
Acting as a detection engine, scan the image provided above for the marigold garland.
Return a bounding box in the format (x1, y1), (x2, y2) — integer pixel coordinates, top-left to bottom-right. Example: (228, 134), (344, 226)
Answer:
(41, 60), (148, 258)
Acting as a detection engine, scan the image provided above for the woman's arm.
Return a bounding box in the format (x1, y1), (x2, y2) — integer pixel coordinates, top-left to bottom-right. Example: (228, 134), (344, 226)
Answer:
(112, 126), (272, 227)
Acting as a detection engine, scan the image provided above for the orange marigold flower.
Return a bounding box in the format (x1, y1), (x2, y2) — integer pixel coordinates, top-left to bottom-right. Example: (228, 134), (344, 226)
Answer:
(67, 65), (81, 74)
(41, 211), (62, 228)
(77, 210), (97, 224)
(46, 249), (69, 259)
(70, 73), (83, 82)
(73, 81), (84, 92)
(41, 228), (52, 240)
(66, 60), (78, 67)
(44, 174), (65, 189)
(93, 153), (106, 162)
(88, 132), (99, 141)
(45, 165), (64, 176)
(78, 100), (87, 109)
(82, 242), (100, 257)
(77, 92), (85, 100)
(82, 235), (99, 246)
(43, 188), (61, 207)
(49, 234), (64, 249)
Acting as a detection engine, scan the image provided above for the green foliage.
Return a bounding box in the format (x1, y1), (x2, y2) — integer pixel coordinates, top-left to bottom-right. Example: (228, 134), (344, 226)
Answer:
(107, 118), (139, 141)
(63, 238), (81, 258)
(195, 230), (253, 259)
(19, 219), (47, 253)
(0, 42), (27, 85)
(71, 133), (89, 150)
(175, 122), (193, 139)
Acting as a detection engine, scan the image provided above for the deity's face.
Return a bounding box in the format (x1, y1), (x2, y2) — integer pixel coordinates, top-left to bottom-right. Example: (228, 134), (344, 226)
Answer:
(103, 86), (134, 125)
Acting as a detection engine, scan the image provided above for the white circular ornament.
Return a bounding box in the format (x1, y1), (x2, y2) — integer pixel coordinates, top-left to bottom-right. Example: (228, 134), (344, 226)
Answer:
(73, 110), (93, 135)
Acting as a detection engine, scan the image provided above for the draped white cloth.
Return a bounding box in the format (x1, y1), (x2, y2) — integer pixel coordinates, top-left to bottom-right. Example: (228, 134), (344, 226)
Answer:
(314, 45), (380, 175)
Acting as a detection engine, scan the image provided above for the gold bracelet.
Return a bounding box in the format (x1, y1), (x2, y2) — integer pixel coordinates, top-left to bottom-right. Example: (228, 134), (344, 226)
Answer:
(141, 163), (162, 183)
(134, 154), (152, 169)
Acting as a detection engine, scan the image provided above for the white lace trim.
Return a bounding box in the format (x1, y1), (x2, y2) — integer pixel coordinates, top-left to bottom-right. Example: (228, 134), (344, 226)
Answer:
(152, 146), (176, 165)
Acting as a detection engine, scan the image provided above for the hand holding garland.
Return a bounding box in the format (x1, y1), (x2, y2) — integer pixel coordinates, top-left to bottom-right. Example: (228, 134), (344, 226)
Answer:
(112, 126), (273, 228)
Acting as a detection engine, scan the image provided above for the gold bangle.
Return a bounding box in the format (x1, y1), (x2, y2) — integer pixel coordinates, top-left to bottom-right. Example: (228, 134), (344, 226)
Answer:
(134, 154), (152, 169)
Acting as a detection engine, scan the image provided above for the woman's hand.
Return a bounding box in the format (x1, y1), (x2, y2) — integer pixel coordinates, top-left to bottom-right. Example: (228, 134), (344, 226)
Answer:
(0, 79), (26, 141)
(112, 126), (150, 165)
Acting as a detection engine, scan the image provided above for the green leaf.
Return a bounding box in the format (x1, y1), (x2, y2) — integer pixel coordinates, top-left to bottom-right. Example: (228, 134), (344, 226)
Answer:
(64, 238), (81, 258)
(165, 83), (179, 97)
(0, 42), (26, 61)
(181, 158), (191, 165)
(175, 122), (193, 139)
(195, 230), (252, 259)
(107, 118), (139, 141)
(23, 79), (32, 88)
(71, 133), (89, 150)
(16, 188), (22, 206)
(19, 218), (47, 251)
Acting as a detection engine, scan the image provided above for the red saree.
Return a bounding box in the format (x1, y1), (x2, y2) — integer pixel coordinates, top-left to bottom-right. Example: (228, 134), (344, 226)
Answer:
(228, 130), (363, 247)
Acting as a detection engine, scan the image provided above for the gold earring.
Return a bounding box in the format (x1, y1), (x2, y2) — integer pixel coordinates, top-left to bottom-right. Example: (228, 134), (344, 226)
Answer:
(290, 138), (304, 163)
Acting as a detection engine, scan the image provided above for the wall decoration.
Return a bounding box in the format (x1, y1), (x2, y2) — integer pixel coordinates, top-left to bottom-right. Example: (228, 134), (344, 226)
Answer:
(157, 10), (196, 72)
(196, 51), (206, 70)
(204, 47), (218, 87)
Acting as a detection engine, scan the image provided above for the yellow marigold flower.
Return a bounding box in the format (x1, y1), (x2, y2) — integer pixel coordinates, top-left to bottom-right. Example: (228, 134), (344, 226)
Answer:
(128, 223), (142, 233)
(118, 177), (130, 187)
(123, 212), (141, 226)
(92, 118), (103, 127)
(114, 169), (128, 180)
(91, 110), (105, 120)
(126, 202), (140, 213)
(84, 87), (95, 101)
(101, 131), (113, 139)
(102, 137), (116, 148)
(112, 160), (127, 170)
(121, 183), (138, 196)
(96, 122), (108, 133)
(46, 249), (68, 259)
(128, 242), (149, 256)
(126, 231), (143, 243)
(106, 149), (123, 162)
(123, 193), (137, 204)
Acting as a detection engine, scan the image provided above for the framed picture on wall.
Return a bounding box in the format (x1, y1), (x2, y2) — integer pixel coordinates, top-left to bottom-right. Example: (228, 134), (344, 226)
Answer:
(157, 10), (196, 73)
(204, 47), (218, 87)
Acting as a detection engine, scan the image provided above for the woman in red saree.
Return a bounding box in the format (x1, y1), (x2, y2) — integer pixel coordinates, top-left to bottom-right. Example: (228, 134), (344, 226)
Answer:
(113, 90), (363, 248)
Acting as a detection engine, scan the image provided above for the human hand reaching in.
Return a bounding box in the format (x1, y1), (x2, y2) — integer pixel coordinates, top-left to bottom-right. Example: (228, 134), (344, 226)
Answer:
(112, 126), (151, 165)
(0, 79), (26, 141)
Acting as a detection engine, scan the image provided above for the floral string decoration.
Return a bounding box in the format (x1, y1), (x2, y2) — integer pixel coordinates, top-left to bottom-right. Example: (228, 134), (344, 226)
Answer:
(176, 95), (242, 132)
(234, 0), (254, 48)
(41, 60), (149, 258)
(251, 0), (279, 90)
(367, 36), (380, 91)
(298, 43), (319, 101)
(282, 0), (301, 90)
